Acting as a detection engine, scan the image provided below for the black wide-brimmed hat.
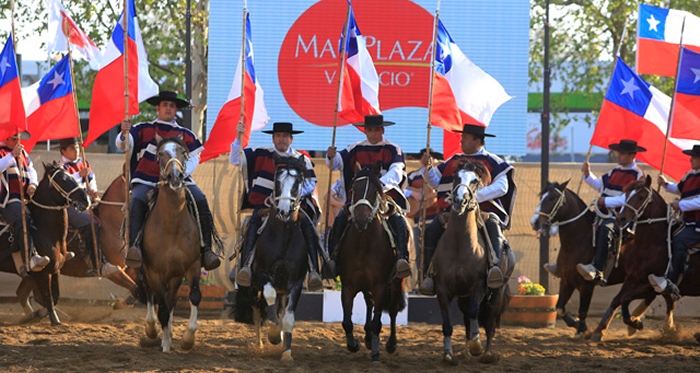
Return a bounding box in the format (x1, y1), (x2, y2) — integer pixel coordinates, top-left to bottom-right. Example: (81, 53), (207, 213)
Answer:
(353, 114), (395, 127)
(453, 123), (496, 138)
(262, 122), (303, 134)
(683, 145), (700, 157)
(9, 131), (31, 140)
(146, 91), (190, 108)
(420, 147), (443, 160)
(59, 137), (79, 149)
(609, 139), (646, 153)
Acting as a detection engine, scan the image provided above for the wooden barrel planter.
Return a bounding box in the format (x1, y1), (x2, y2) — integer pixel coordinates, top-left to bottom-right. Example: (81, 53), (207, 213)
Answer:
(501, 294), (558, 328)
(176, 285), (227, 310)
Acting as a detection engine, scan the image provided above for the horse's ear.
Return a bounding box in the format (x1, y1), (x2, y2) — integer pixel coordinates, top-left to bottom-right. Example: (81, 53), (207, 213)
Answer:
(155, 132), (163, 144)
(560, 179), (570, 190)
(177, 133), (184, 141)
(645, 175), (652, 187)
(43, 161), (53, 173)
(372, 161), (382, 176)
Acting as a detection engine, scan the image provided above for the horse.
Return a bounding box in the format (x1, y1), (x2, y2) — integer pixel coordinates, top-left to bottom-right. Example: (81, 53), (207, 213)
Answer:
(591, 176), (700, 341)
(431, 161), (513, 364)
(233, 154), (313, 361)
(0, 162), (89, 325)
(14, 174), (139, 317)
(140, 137), (203, 352)
(337, 162), (407, 362)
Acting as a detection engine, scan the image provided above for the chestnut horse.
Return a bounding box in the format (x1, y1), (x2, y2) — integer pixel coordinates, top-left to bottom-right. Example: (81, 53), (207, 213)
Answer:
(531, 180), (640, 337)
(233, 154), (314, 361)
(431, 161), (513, 364)
(141, 137), (203, 352)
(337, 162), (407, 362)
(14, 174), (138, 316)
(591, 176), (700, 341)
(0, 162), (89, 325)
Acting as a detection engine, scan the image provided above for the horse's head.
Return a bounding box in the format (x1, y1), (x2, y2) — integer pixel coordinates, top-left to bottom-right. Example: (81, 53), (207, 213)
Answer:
(617, 175), (658, 229)
(156, 134), (189, 191)
(449, 161), (487, 215)
(531, 180), (570, 235)
(348, 162), (384, 231)
(41, 162), (89, 210)
(270, 153), (305, 222)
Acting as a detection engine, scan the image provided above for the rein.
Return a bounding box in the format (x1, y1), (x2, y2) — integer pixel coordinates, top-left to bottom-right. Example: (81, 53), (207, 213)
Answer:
(348, 175), (385, 223)
(30, 168), (83, 210)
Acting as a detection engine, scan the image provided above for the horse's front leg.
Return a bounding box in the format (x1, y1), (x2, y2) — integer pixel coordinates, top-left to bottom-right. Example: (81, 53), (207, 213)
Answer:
(182, 265), (202, 351)
(662, 292), (677, 334)
(369, 287), (386, 362)
(157, 291), (175, 352)
(436, 290), (456, 365)
(38, 272), (61, 326)
(574, 282), (595, 337)
(279, 281), (303, 361)
(460, 295), (483, 357)
(362, 291), (373, 350)
(341, 287), (360, 353)
(555, 281), (578, 331)
(619, 285), (652, 332)
(628, 295), (654, 336)
(591, 289), (624, 342)
(15, 276), (35, 316)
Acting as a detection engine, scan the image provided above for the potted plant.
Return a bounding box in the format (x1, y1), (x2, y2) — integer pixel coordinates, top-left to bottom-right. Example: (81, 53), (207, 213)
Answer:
(176, 270), (227, 309)
(501, 276), (558, 328)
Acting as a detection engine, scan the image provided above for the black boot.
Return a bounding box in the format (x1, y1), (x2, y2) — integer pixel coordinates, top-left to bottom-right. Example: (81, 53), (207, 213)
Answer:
(234, 213), (262, 287)
(327, 209), (349, 276)
(418, 246), (436, 296)
(578, 220), (613, 282)
(195, 198), (221, 271)
(82, 223), (118, 277)
(484, 214), (505, 289)
(125, 199), (148, 269)
(388, 213), (411, 279)
(300, 216), (323, 291)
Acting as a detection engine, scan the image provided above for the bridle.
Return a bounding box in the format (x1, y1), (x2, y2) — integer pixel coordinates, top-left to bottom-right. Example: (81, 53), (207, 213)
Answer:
(265, 164), (303, 220)
(30, 167), (85, 210)
(447, 170), (481, 215)
(620, 185), (655, 224)
(157, 141), (188, 188)
(348, 175), (385, 224)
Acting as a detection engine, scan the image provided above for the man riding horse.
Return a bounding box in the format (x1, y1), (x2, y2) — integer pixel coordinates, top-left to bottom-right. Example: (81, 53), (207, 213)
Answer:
(0, 131), (51, 274)
(229, 121), (324, 291)
(418, 124), (516, 295)
(117, 91), (221, 271)
(568, 139), (646, 283)
(650, 145), (700, 298)
(325, 114), (411, 280)
(58, 137), (120, 277)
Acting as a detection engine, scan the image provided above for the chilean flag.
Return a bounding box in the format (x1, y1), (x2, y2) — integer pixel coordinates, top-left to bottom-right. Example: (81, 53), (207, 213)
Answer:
(670, 47), (700, 141)
(21, 55), (78, 153)
(431, 20), (512, 158)
(0, 35), (26, 140)
(47, 0), (101, 70)
(637, 4), (700, 77)
(591, 57), (699, 181)
(200, 13), (268, 163)
(337, 0), (380, 125)
(84, 0), (158, 147)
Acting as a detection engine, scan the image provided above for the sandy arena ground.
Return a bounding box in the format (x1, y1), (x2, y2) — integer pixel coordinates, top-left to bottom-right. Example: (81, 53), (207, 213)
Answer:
(1, 300), (700, 373)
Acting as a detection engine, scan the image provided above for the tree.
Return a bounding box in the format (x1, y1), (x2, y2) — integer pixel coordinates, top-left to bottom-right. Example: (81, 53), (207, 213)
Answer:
(1, 0), (209, 140)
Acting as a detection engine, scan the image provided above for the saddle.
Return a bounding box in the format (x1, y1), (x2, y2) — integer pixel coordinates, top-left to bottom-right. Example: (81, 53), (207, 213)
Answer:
(135, 187), (205, 248)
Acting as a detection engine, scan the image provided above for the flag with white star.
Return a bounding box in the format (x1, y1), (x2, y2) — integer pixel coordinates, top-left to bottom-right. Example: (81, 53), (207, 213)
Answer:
(0, 34), (27, 139)
(592, 57), (700, 181)
(21, 54), (78, 152)
(670, 47), (700, 141)
(637, 3), (700, 77)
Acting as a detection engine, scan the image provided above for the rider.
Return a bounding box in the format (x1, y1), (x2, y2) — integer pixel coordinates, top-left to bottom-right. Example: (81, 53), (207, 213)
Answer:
(405, 148), (443, 226)
(418, 124), (516, 295)
(58, 137), (120, 277)
(117, 91), (221, 271)
(574, 139), (645, 283)
(325, 114), (411, 279)
(230, 121), (324, 291)
(649, 145), (700, 298)
(0, 132), (50, 274)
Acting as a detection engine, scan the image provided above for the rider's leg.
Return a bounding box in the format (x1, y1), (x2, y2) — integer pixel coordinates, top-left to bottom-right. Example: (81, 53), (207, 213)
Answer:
(188, 186), (221, 271)
(327, 208), (349, 275)
(484, 212), (505, 289)
(387, 211), (411, 279)
(125, 184), (151, 269)
(235, 210), (263, 287)
(577, 217), (614, 282)
(300, 214), (323, 291)
(418, 215), (446, 296)
(650, 226), (698, 296)
(69, 207), (118, 276)
(2, 202), (49, 273)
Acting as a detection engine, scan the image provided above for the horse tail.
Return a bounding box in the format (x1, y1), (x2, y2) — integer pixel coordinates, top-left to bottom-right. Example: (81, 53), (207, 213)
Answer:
(232, 286), (257, 324)
(384, 278), (407, 315)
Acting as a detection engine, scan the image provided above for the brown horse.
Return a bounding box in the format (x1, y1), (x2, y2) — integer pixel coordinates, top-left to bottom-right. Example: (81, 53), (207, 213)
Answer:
(0, 162), (89, 325)
(141, 137), (202, 352)
(531, 180), (642, 337)
(590, 176), (678, 341)
(432, 161), (513, 364)
(14, 174), (138, 316)
(337, 162), (407, 362)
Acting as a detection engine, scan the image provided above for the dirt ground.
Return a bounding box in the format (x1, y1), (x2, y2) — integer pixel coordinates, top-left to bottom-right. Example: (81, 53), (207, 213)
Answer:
(1, 301), (700, 373)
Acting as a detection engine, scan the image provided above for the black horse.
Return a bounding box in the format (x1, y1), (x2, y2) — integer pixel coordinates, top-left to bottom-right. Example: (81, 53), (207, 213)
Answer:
(234, 154), (311, 361)
(0, 162), (89, 325)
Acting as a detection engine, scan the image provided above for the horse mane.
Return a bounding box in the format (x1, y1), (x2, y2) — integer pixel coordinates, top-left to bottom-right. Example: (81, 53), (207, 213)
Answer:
(622, 179), (646, 194)
(353, 164), (384, 197)
(157, 136), (188, 152)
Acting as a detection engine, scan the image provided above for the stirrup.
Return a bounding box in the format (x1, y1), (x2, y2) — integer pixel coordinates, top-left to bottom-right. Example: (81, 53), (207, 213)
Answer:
(202, 250), (221, 271)
(487, 266), (504, 289)
(395, 258), (411, 279)
(419, 277), (436, 296)
(29, 255), (50, 272)
(236, 266), (252, 287)
(125, 246), (142, 269)
(307, 271), (323, 292)
(100, 262), (121, 277)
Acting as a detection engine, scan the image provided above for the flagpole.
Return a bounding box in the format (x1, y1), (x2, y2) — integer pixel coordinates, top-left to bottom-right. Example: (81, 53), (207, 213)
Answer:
(658, 16), (687, 189)
(62, 19), (101, 273)
(322, 2), (352, 249)
(576, 23), (628, 195)
(10, 0), (30, 274)
(233, 3), (248, 242)
(122, 0), (131, 254)
(418, 1), (441, 286)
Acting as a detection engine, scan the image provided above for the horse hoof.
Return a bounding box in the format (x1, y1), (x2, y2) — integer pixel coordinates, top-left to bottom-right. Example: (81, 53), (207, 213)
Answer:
(364, 334), (372, 350)
(281, 350), (293, 362)
(694, 332), (700, 344)
(468, 339), (483, 356)
(590, 333), (602, 342)
(443, 352), (457, 366)
(478, 351), (499, 364)
(268, 325), (282, 345)
(146, 322), (158, 340)
(386, 336), (397, 354)
(347, 338), (360, 353)
(628, 325), (637, 337)
(181, 329), (196, 350)
(371, 355), (381, 363)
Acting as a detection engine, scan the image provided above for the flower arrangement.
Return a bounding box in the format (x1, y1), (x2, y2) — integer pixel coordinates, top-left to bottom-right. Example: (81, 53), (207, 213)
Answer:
(517, 276), (545, 296)
(182, 269), (215, 287)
